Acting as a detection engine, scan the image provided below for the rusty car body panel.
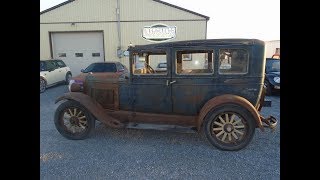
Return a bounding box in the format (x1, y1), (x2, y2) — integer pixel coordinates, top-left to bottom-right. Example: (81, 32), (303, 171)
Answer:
(57, 39), (276, 130)
(55, 39), (277, 150)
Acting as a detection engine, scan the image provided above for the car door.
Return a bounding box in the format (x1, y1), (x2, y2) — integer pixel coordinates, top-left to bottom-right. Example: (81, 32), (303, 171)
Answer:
(130, 49), (172, 114)
(170, 48), (216, 116)
(52, 60), (66, 82)
(44, 61), (60, 85)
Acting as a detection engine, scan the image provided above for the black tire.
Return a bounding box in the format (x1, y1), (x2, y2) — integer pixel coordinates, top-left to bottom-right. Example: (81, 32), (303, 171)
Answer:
(264, 81), (272, 95)
(203, 103), (256, 151)
(54, 100), (95, 140)
(40, 77), (46, 93)
(65, 72), (72, 85)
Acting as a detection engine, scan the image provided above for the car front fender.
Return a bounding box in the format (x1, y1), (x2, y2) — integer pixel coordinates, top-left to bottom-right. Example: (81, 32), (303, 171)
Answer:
(55, 92), (123, 128)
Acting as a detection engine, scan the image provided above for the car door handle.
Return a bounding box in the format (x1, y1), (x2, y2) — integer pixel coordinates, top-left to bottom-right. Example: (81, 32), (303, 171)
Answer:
(166, 80), (176, 86)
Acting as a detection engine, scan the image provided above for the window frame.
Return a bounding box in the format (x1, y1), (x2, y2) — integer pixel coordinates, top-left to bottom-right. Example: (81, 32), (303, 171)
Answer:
(132, 50), (168, 76)
(174, 49), (215, 76)
(217, 48), (250, 75)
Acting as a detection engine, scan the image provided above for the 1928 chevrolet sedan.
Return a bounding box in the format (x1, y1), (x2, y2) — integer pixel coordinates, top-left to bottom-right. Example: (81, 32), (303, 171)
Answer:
(54, 39), (277, 151)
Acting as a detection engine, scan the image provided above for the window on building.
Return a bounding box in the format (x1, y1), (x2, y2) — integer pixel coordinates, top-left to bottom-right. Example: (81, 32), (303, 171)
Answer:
(92, 53), (100, 57)
(176, 50), (214, 75)
(218, 49), (249, 74)
(58, 53), (66, 57)
(132, 51), (167, 75)
(75, 53), (83, 57)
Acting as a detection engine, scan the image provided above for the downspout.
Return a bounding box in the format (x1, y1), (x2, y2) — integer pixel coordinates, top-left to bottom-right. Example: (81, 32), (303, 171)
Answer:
(116, 0), (122, 61)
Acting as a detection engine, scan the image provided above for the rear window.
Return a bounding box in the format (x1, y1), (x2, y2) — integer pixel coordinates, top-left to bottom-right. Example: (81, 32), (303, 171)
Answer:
(55, 60), (66, 68)
(40, 61), (46, 71)
(218, 49), (249, 74)
(83, 63), (117, 73)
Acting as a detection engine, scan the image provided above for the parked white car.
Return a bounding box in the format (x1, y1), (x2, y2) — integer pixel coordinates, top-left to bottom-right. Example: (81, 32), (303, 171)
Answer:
(40, 59), (72, 93)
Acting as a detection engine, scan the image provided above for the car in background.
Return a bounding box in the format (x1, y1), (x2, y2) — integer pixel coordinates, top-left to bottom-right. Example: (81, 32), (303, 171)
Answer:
(155, 62), (167, 72)
(40, 59), (72, 93)
(69, 62), (128, 91)
(264, 58), (280, 95)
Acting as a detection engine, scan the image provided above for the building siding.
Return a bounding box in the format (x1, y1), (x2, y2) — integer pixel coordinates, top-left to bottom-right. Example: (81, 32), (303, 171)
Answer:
(40, 0), (208, 68)
(40, 0), (205, 23)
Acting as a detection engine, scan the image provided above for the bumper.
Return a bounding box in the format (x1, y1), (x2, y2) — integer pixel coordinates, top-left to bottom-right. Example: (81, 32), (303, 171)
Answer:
(274, 85), (280, 90)
(260, 115), (277, 131)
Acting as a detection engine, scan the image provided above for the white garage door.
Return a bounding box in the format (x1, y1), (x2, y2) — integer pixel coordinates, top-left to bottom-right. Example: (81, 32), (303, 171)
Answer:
(51, 32), (105, 76)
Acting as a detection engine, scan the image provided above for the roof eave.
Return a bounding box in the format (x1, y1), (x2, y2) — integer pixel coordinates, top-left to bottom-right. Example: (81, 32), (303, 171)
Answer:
(40, 0), (75, 15)
(153, 0), (210, 20)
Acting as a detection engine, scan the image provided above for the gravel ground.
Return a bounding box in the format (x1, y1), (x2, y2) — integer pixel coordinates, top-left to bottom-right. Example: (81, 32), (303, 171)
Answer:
(40, 85), (280, 179)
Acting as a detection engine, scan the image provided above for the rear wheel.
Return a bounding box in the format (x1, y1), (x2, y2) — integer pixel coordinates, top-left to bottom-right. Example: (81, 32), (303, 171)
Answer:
(203, 103), (256, 151)
(54, 100), (95, 140)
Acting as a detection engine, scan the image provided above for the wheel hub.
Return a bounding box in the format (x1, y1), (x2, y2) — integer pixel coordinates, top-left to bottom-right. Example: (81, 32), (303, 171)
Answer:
(224, 124), (234, 133)
(69, 116), (79, 126)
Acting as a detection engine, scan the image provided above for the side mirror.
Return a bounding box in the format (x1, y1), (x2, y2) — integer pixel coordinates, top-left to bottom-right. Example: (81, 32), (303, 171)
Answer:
(81, 69), (84, 73)
(118, 68), (125, 72)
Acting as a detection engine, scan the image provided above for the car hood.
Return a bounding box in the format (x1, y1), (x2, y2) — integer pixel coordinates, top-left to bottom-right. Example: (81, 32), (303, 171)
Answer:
(71, 72), (122, 82)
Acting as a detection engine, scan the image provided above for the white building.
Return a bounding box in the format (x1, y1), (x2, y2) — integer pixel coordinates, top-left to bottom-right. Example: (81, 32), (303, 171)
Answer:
(40, 0), (209, 75)
(265, 40), (280, 58)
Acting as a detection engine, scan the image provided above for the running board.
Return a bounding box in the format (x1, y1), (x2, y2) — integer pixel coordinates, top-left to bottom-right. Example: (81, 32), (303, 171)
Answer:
(125, 123), (197, 133)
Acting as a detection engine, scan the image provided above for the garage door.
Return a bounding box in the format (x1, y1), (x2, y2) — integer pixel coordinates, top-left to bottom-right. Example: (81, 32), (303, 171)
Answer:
(51, 32), (105, 76)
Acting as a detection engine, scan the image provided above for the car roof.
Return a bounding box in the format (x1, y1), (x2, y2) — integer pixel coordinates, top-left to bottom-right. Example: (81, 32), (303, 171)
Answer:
(128, 39), (264, 51)
(266, 58), (280, 61)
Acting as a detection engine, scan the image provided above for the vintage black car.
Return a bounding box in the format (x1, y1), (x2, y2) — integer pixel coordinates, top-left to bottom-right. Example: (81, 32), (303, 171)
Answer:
(264, 58), (280, 95)
(54, 39), (277, 151)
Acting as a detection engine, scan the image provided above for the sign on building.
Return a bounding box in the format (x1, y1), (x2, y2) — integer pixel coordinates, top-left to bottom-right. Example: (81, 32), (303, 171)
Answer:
(142, 24), (176, 42)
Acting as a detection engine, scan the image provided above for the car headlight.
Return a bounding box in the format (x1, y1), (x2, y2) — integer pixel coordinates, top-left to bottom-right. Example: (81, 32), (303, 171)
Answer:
(273, 77), (280, 83)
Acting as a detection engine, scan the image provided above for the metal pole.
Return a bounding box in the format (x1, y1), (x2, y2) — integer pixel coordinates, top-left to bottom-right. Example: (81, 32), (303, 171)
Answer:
(116, 0), (122, 61)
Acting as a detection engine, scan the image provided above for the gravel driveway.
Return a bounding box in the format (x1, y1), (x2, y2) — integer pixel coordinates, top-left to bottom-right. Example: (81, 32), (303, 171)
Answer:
(40, 85), (280, 179)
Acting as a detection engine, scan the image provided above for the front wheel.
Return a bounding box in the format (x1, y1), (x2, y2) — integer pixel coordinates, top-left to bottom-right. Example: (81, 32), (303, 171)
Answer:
(65, 73), (72, 85)
(264, 81), (272, 95)
(54, 100), (95, 140)
(203, 103), (256, 151)
(40, 77), (46, 93)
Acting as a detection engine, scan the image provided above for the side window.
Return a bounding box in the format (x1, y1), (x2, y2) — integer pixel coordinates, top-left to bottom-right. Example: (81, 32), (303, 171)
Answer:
(132, 51), (167, 75)
(176, 50), (214, 75)
(116, 63), (126, 72)
(218, 49), (249, 74)
(56, 60), (66, 68)
(40, 61), (46, 71)
(46, 61), (56, 70)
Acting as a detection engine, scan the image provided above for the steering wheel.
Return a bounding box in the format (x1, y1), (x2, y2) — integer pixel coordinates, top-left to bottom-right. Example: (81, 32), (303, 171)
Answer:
(145, 63), (155, 74)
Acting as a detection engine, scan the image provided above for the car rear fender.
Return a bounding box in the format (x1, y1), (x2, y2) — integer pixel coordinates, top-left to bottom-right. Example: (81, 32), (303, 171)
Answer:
(55, 92), (123, 128)
(197, 94), (264, 132)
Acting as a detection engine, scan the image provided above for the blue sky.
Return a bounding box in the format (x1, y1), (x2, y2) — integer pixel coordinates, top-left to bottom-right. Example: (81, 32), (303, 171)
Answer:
(40, 0), (280, 41)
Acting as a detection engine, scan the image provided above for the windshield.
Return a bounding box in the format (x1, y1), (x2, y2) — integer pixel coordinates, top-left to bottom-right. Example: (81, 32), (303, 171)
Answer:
(266, 60), (280, 73)
(83, 63), (117, 73)
(40, 61), (46, 72)
(158, 63), (167, 68)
